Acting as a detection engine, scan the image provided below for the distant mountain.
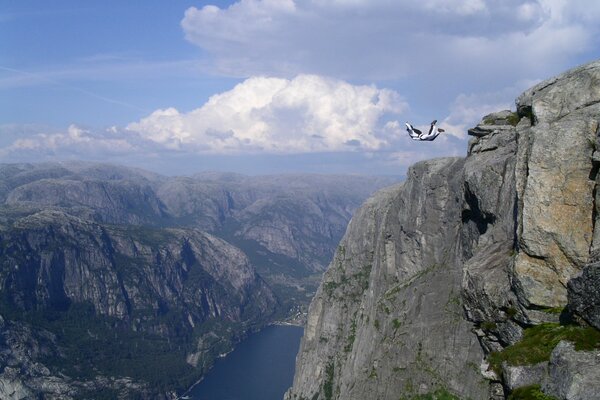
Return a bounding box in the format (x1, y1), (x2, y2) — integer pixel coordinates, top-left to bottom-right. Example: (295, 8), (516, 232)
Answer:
(0, 163), (397, 314)
(0, 162), (397, 398)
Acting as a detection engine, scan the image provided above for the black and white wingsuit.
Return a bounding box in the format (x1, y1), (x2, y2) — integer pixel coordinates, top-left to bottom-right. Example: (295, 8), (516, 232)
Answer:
(405, 120), (445, 141)
(405, 122), (422, 140)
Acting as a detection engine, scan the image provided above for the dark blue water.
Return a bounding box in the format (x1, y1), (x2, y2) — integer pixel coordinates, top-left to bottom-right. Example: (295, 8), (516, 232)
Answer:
(190, 325), (304, 400)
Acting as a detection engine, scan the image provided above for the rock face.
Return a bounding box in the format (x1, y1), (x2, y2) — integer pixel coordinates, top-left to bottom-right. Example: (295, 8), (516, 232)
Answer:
(286, 159), (488, 400)
(0, 316), (153, 400)
(286, 60), (600, 400)
(568, 262), (600, 330)
(0, 210), (276, 398)
(514, 63), (599, 309)
(543, 341), (600, 400)
(0, 210), (275, 327)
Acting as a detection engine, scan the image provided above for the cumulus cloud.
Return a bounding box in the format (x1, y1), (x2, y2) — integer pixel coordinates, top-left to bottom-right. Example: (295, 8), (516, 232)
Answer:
(180, 0), (599, 88)
(126, 74), (406, 154)
(0, 124), (137, 158)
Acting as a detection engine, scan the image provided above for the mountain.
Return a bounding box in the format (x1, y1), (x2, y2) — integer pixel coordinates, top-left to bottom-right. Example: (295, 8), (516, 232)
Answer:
(0, 164), (395, 398)
(285, 60), (600, 400)
(0, 210), (276, 399)
(0, 164), (396, 317)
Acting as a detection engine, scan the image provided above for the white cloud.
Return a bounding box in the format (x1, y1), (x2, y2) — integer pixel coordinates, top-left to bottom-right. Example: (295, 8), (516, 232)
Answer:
(180, 0), (599, 88)
(0, 124), (136, 157)
(126, 74), (406, 154)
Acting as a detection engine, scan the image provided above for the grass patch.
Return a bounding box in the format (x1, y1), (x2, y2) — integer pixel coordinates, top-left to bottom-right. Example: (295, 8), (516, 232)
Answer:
(488, 323), (600, 375)
(482, 112), (519, 127)
(505, 307), (519, 318)
(506, 112), (520, 126)
(539, 306), (565, 314)
(508, 385), (557, 400)
(480, 321), (497, 331)
(400, 387), (461, 400)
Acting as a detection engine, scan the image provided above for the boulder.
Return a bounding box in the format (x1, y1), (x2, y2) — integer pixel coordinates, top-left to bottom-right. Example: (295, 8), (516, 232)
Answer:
(502, 362), (547, 393)
(568, 262), (600, 330)
(543, 341), (600, 400)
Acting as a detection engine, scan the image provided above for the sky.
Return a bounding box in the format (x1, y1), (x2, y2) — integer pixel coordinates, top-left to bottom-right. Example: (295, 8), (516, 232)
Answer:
(1, 0), (599, 176)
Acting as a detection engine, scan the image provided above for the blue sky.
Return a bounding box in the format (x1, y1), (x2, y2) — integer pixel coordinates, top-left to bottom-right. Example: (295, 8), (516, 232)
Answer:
(1, 0), (599, 175)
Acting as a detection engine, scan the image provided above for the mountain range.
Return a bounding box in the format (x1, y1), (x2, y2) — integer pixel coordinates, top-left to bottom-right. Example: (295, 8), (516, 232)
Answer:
(0, 163), (396, 398)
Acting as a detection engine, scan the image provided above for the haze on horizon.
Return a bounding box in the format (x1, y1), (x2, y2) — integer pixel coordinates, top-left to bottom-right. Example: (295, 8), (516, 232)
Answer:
(2, 0), (599, 176)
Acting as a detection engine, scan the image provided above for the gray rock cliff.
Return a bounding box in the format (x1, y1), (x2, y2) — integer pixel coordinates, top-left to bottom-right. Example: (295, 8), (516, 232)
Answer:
(286, 60), (600, 400)
(0, 210), (276, 398)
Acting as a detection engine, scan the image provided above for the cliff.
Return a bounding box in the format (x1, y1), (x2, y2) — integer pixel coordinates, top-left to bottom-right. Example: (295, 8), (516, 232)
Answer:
(286, 60), (600, 400)
(0, 210), (276, 399)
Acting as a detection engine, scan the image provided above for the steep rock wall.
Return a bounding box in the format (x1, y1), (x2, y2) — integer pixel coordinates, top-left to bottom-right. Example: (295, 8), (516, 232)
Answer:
(287, 60), (600, 400)
(0, 210), (277, 398)
(287, 158), (488, 400)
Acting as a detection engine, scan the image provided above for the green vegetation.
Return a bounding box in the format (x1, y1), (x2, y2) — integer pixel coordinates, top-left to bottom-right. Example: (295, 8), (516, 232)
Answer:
(0, 300), (201, 393)
(323, 362), (335, 400)
(400, 387), (461, 400)
(482, 112), (520, 127)
(539, 306), (565, 314)
(507, 112), (521, 126)
(392, 318), (402, 329)
(322, 263), (372, 300)
(508, 385), (557, 400)
(368, 366), (378, 379)
(324, 281), (339, 297)
(480, 321), (497, 331)
(488, 323), (600, 374)
(505, 307), (519, 318)
(344, 317), (358, 352)
(385, 264), (444, 301)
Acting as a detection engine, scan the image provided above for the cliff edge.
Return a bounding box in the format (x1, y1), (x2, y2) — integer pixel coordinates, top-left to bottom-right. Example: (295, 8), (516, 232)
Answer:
(286, 60), (600, 400)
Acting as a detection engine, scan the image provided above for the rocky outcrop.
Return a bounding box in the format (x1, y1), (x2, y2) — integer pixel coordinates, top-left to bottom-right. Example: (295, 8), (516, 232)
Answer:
(568, 262), (600, 330)
(502, 362), (547, 393)
(286, 60), (600, 400)
(513, 62), (599, 309)
(543, 341), (600, 400)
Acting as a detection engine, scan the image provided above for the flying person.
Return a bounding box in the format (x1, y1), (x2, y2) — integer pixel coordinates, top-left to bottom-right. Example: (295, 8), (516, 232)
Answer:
(419, 120), (445, 141)
(405, 120), (445, 141)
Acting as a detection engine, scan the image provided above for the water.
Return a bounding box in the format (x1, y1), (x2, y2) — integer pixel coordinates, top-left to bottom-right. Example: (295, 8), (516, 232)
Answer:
(190, 325), (304, 400)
